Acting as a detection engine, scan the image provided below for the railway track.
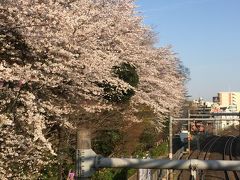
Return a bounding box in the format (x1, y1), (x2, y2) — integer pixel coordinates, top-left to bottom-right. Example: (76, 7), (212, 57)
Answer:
(176, 135), (240, 180)
(223, 136), (240, 180)
(197, 136), (221, 180)
(177, 136), (220, 180)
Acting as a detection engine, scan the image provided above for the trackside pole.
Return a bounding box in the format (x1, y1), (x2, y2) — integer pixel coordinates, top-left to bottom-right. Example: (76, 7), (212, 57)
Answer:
(188, 110), (191, 154)
(169, 116), (173, 180)
(238, 113), (240, 136)
(239, 120), (240, 136)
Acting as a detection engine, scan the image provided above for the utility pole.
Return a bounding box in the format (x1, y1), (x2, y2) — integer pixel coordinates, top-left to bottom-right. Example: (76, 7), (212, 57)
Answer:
(169, 116), (173, 180)
(196, 132), (200, 151)
(238, 113), (240, 136)
(212, 119), (217, 135)
(214, 119), (218, 135)
(188, 110), (191, 154)
(239, 119), (240, 136)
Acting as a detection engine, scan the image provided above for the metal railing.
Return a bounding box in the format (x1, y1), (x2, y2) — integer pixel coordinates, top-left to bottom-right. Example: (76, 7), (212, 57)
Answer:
(76, 129), (240, 180)
(128, 147), (184, 180)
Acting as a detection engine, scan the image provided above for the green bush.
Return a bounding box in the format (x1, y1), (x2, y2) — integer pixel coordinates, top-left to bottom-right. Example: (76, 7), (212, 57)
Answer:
(96, 62), (139, 103)
(113, 62), (139, 87)
(150, 142), (168, 158)
(92, 168), (129, 180)
(127, 169), (137, 177)
(97, 81), (135, 103)
(92, 169), (114, 180)
(39, 162), (59, 180)
(93, 130), (122, 156)
(139, 125), (158, 150)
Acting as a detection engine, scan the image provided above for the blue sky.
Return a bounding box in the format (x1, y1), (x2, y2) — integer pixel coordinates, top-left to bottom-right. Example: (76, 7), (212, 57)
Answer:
(135, 0), (240, 100)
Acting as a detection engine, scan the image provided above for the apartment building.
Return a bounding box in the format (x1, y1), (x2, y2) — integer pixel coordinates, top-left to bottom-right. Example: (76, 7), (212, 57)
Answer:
(218, 92), (240, 112)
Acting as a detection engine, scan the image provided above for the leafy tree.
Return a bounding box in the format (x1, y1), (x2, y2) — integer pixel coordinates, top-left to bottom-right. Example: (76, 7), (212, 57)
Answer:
(0, 0), (188, 178)
(113, 62), (139, 87)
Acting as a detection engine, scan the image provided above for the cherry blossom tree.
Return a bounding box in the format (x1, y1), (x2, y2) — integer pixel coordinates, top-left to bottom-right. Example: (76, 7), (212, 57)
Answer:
(0, 0), (188, 178)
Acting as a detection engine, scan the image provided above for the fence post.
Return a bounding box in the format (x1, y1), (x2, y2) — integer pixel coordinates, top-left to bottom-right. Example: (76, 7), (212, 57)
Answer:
(76, 129), (96, 180)
(169, 116), (173, 180)
(191, 169), (197, 180)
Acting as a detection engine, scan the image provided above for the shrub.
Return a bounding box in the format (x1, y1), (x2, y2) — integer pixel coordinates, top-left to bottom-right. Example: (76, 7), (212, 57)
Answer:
(113, 62), (139, 87)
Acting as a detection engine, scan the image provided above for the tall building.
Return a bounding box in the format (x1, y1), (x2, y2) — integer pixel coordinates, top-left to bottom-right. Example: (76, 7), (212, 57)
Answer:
(218, 92), (240, 112)
(211, 92), (240, 130)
